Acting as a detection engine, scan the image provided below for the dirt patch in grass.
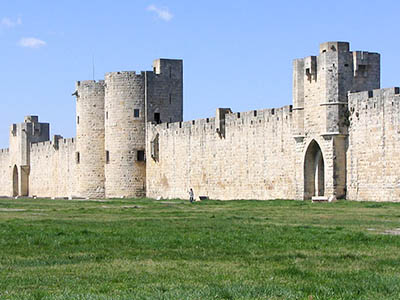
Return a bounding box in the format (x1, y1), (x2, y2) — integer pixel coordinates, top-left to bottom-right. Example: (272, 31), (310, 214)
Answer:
(0, 208), (26, 212)
(383, 228), (400, 235)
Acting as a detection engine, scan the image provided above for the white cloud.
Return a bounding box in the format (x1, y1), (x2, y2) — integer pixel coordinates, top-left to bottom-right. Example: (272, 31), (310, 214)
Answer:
(147, 5), (173, 22)
(1, 17), (22, 28)
(18, 37), (46, 49)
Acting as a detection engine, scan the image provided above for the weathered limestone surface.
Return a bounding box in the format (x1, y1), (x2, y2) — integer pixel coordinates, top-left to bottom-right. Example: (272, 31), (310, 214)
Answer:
(0, 149), (10, 196)
(76, 80), (105, 198)
(347, 88), (400, 201)
(146, 106), (296, 200)
(291, 42), (380, 200)
(29, 138), (77, 198)
(104, 71), (146, 198)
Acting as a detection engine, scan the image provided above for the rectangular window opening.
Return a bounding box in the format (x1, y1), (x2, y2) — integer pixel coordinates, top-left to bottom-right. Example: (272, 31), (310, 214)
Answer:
(357, 64), (368, 77)
(134, 109), (140, 118)
(154, 113), (161, 124)
(106, 151), (110, 164)
(137, 150), (145, 162)
(76, 152), (80, 164)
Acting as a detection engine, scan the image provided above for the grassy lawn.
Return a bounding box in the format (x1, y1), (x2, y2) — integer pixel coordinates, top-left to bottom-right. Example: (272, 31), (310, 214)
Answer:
(0, 198), (400, 299)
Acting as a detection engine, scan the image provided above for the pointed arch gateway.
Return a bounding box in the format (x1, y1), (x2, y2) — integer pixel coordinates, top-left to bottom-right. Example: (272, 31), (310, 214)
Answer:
(304, 140), (325, 199)
(12, 165), (18, 197)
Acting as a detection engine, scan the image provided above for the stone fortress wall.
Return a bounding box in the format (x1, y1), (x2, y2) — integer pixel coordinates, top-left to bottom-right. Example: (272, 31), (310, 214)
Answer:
(0, 149), (10, 195)
(1, 41), (400, 201)
(0, 59), (182, 199)
(146, 106), (296, 200)
(29, 137), (77, 197)
(146, 42), (400, 202)
(347, 88), (400, 201)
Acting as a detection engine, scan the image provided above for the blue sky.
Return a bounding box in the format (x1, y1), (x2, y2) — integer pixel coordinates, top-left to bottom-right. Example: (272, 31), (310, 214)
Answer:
(0, 0), (399, 148)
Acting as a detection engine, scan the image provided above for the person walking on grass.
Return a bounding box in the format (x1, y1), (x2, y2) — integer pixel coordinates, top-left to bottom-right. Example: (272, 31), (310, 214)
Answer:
(189, 188), (194, 203)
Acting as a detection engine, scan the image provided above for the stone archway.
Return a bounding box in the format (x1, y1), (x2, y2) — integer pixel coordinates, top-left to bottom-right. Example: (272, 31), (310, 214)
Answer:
(13, 165), (18, 197)
(304, 140), (325, 199)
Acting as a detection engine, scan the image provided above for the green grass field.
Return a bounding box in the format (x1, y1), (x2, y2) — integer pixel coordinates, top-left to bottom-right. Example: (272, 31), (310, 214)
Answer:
(0, 197), (400, 299)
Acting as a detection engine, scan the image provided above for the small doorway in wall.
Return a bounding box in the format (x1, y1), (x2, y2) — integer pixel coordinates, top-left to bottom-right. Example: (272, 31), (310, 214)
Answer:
(13, 165), (18, 197)
(304, 140), (325, 199)
(154, 113), (161, 124)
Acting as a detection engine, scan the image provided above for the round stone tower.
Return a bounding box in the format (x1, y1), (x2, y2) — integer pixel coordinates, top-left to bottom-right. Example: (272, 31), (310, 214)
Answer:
(75, 80), (106, 198)
(104, 72), (146, 198)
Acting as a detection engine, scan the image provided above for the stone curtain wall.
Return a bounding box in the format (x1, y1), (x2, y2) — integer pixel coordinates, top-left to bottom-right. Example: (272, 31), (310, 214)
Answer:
(347, 88), (400, 201)
(29, 138), (77, 198)
(146, 106), (296, 200)
(0, 149), (10, 196)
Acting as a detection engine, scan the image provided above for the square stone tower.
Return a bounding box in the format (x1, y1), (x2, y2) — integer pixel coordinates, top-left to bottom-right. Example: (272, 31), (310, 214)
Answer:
(9, 116), (49, 196)
(292, 42), (380, 199)
(146, 58), (183, 124)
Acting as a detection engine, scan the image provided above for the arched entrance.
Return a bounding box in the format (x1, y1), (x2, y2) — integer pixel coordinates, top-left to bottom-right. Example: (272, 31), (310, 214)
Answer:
(13, 165), (18, 197)
(304, 140), (325, 199)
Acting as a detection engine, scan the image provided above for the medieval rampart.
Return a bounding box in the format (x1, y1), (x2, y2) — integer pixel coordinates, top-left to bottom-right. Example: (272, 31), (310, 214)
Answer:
(3, 43), (400, 202)
(0, 149), (10, 196)
(347, 87), (400, 201)
(146, 105), (296, 200)
(29, 138), (77, 198)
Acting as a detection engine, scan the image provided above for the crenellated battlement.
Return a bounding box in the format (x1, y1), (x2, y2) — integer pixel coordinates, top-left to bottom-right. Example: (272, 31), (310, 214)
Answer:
(30, 137), (75, 152)
(348, 87), (400, 119)
(148, 105), (293, 140)
(319, 41), (350, 54)
(225, 105), (293, 125)
(0, 148), (9, 154)
(76, 80), (105, 87)
(105, 71), (145, 80)
(349, 87), (400, 100)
